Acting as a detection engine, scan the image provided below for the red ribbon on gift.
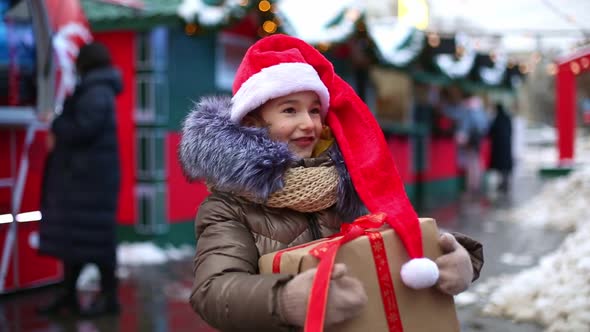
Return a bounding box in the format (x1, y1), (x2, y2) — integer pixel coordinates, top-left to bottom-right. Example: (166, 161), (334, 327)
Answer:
(303, 212), (403, 332)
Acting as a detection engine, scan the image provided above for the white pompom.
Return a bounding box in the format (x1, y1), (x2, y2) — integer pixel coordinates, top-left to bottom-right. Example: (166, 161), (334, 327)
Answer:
(400, 258), (439, 289)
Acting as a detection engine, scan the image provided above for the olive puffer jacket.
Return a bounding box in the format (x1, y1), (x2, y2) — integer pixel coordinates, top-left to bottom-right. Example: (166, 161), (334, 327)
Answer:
(191, 191), (341, 331)
(179, 96), (484, 332)
(191, 191), (483, 332)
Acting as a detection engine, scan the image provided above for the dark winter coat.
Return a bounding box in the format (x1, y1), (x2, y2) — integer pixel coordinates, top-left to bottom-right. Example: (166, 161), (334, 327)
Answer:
(39, 67), (122, 266)
(489, 106), (513, 172)
(179, 96), (484, 332)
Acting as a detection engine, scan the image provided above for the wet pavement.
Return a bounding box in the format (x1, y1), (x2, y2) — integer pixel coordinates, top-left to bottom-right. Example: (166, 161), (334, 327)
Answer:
(436, 171), (565, 332)
(0, 170), (566, 332)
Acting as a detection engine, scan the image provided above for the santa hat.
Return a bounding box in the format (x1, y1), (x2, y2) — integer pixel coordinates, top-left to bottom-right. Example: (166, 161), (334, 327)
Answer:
(230, 43), (330, 122)
(231, 34), (438, 290)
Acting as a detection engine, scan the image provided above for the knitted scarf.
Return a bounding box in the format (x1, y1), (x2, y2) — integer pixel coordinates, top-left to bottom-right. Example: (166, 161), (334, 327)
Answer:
(239, 156), (339, 212)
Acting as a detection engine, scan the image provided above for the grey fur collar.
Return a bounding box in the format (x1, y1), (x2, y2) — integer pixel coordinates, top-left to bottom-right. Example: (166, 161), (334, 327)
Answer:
(178, 96), (366, 221)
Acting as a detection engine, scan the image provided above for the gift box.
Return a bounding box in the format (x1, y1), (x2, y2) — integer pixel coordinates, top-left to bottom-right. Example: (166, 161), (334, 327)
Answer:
(259, 216), (459, 332)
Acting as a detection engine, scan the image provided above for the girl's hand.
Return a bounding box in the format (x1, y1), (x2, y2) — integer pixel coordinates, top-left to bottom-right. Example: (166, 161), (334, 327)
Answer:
(435, 233), (473, 295)
(278, 263), (367, 327)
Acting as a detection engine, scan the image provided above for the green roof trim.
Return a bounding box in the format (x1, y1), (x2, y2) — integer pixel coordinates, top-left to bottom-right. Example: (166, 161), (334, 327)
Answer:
(82, 0), (183, 31)
(79, 1), (522, 91)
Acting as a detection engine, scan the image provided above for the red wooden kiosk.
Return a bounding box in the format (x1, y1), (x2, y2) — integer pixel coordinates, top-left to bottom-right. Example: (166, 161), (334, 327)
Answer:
(555, 47), (590, 165)
(0, 0), (141, 294)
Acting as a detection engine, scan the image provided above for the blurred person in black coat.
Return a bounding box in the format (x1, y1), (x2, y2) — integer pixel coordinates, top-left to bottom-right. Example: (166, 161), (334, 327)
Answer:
(489, 103), (513, 193)
(37, 42), (122, 317)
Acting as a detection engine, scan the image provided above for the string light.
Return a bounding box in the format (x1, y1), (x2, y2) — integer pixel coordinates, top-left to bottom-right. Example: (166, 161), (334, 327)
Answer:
(546, 63), (557, 76)
(239, 0), (249, 6)
(427, 33), (440, 47)
(258, 0), (271, 12)
(262, 20), (277, 34)
(582, 57), (590, 69)
(571, 61), (580, 74)
(185, 23), (198, 36)
(455, 45), (465, 57)
(317, 42), (331, 53)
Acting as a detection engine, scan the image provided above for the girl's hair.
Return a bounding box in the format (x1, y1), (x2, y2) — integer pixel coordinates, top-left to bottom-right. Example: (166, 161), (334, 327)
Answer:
(240, 108), (267, 128)
(76, 42), (112, 75)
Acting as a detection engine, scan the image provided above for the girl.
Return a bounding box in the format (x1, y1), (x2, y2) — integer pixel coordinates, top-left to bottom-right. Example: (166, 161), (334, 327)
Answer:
(179, 35), (483, 331)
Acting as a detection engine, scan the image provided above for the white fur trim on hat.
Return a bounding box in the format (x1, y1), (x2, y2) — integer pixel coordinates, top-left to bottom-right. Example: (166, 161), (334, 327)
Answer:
(230, 62), (330, 123)
(400, 258), (439, 289)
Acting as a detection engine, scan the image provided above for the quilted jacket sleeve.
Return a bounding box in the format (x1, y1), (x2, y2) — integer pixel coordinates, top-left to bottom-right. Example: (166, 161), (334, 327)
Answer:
(190, 194), (294, 332)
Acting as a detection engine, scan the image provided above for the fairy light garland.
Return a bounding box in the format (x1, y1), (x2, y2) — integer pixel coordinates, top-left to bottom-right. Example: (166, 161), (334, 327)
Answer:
(274, 0), (364, 45)
(366, 17), (425, 67)
(479, 51), (508, 85)
(434, 33), (477, 79)
(178, 0), (251, 27)
(175, 0), (525, 89)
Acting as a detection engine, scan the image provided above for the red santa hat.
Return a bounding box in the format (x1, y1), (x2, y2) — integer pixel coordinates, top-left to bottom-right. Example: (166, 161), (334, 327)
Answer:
(231, 34), (438, 290)
(230, 43), (330, 122)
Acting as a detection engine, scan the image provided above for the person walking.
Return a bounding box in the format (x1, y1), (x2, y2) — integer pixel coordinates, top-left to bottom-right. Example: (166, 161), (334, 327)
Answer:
(37, 42), (122, 317)
(455, 94), (489, 197)
(440, 90), (490, 198)
(489, 103), (514, 193)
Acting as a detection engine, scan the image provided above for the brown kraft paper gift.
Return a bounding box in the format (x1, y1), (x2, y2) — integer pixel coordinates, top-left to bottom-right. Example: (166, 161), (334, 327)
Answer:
(259, 218), (460, 332)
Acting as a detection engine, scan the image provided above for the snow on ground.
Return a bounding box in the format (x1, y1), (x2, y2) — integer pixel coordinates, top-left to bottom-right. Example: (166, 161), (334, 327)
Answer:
(481, 224), (590, 331)
(473, 135), (590, 331)
(117, 242), (194, 266)
(76, 243), (194, 291)
(501, 135), (590, 231)
(504, 166), (590, 231)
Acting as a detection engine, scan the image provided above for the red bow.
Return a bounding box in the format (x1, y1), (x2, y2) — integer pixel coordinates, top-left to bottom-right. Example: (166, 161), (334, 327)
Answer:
(305, 212), (401, 332)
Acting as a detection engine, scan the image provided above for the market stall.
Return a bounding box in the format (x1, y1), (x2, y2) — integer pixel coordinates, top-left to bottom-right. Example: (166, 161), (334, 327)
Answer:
(0, 0), (61, 293)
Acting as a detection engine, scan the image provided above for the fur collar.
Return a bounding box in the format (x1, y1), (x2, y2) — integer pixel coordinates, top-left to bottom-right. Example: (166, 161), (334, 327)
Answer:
(178, 96), (366, 221)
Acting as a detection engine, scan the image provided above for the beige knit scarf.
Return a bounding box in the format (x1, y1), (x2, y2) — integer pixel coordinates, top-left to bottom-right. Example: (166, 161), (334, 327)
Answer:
(238, 127), (340, 212)
(264, 165), (338, 212)
(236, 162), (339, 212)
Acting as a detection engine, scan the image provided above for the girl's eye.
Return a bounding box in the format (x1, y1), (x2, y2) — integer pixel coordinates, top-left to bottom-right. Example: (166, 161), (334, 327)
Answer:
(282, 107), (296, 114)
(310, 108), (321, 115)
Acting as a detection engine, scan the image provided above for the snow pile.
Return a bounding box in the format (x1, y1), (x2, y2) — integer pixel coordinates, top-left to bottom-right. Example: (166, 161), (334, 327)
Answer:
(482, 223), (590, 331)
(117, 242), (194, 266)
(506, 166), (590, 231)
(514, 133), (590, 175)
(77, 264), (100, 291)
(515, 144), (556, 174)
(502, 134), (590, 230)
(74, 243), (194, 290)
(477, 135), (590, 330)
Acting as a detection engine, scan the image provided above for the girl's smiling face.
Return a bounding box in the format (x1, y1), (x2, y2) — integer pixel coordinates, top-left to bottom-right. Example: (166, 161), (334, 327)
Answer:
(258, 91), (324, 158)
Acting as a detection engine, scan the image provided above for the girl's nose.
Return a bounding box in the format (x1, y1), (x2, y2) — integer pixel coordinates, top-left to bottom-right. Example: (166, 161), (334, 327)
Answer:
(298, 111), (315, 129)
